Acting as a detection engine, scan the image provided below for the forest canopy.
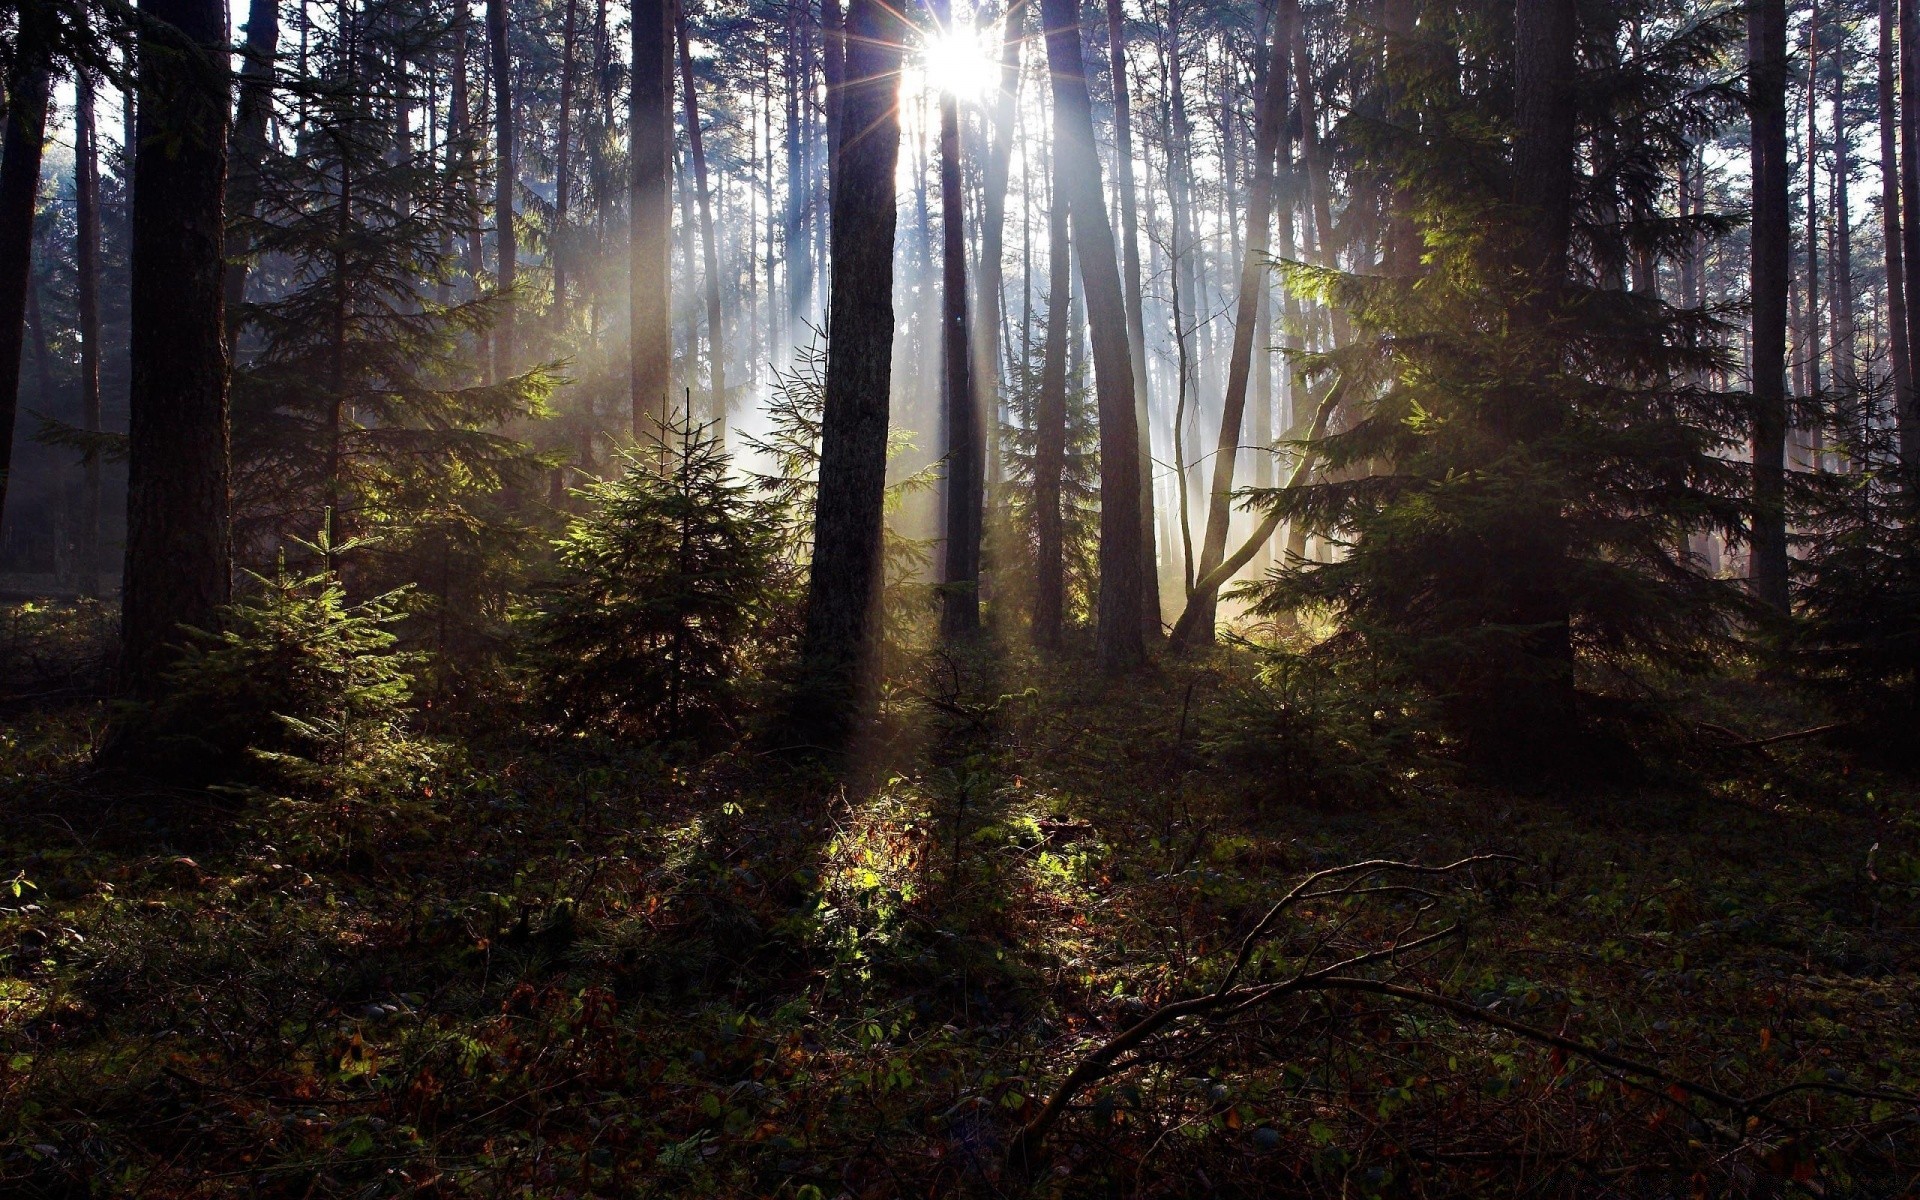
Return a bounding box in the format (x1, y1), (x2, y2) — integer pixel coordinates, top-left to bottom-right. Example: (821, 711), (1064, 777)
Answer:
(3, 0), (1920, 1194)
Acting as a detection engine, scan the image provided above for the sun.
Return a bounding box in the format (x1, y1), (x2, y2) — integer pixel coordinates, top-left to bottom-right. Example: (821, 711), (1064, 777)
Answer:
(920, 16), (999, 103)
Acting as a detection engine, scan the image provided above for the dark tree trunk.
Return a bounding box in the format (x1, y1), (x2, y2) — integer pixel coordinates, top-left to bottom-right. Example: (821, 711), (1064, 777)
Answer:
(77, 72), (105, 597)
(1033, 121), (1072, 651)
(793, 0), (904, 745)
(120, 0), (233, 701)
(553, 0), (580, 324)
(1041, 0), (1144, 671)
(0, 49), (51, 531)
(223, 0), (279, 355)
(1831, 22), (1855, 398)
(1750, 0), (1791, 611)
(1172, 0), (1293, 649)
(1885, 0), (1916, 459)
(1106, 0), (1159, 635)
(675, 0), (727, 435)
(487, 0), (517, 380)
(631, 0), (673, 442)
(1805, 14), (1823, 409)
(975, 0), (1026, 530)
(452, 13), (489, 368)
(935, 0), (981, 636)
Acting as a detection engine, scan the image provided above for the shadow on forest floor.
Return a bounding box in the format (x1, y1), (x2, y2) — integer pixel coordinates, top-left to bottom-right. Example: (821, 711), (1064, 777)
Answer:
(2, 628), (1918, 1198)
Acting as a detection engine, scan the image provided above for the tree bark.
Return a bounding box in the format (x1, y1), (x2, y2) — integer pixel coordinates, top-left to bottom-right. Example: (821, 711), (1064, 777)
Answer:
(120, 0), (233, 701)
(1041, 0), (1144, 671)
(223, 0), (279, 356)
(1173, 0), (1293, 649)
(1885, 0), (1916, 460)
(1830, 24), (1855, 398)
(76, 72), (105, 598)
(975, 0), (1026, 536)
(1033, 114), (1072, 651)
(793, 0), (904, 745)
(1106, 0), (1159, 636)
(935, 0), (981, 636)
(1805, 13), (1823, 411)
(631, 0), (673, 442)
(1750, 0), (1791, 611)
(0, 48), (50, 532)
(487, 0), (517, 380)
(675, 0), (727, 435)
(553, 0), (580, 324)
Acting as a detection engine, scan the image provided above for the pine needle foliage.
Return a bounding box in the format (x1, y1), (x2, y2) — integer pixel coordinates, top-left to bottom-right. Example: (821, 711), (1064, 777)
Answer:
(528, 417), (789, 742)
(1235, 1), (1752, 766)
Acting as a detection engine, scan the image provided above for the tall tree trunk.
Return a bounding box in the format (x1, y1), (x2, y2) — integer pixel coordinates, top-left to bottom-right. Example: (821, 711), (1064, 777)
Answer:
(793, 0), (904, 745)
(1041, 0), (1144, 670)
(1751, 0), (1791, 611)
(975, 0), (1026, 533)
(783, 1), (811, 334)
(935, 0), (981, 636)
(0, 46), (50, 531)
(119, 0), (232, 703)
(76, 71), (105, 598)
(1831, 23), (1855, 398)
(1106, 0), (1159, 635)
(675, 0), (728, 436)
(1805, 12), (1824, 412)
(1033, 109), (1072, 651)
(452, 13), (490, 368)
(1172, 0), (1293, 649)
(553, 0), (579, 325)
(632, 0), (673, 442)
(223, 0), (279, 356)
(487, 0), (517, 380)
(1884, 0), (1916, 459)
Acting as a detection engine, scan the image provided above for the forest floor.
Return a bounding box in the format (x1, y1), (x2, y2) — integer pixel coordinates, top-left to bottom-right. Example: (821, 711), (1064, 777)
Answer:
(3, 619), (1920, 1198)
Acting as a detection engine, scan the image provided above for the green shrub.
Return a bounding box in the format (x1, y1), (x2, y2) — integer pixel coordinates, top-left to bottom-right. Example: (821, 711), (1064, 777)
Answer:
(150, 548), (418, 786)
(527, 419), (792, 742)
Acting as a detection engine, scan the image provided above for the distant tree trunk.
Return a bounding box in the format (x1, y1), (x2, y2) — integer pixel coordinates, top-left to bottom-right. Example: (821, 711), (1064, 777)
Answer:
(1884, 0), (1916, 459)
(1750, 0), (1791, 611)
(0, 47), (50, 531)
(1106, 0), (1159, 635)
(487, 0), (517, 380)
(1173, 0), (1293, 649)
(1041, 0), (1144, 671)
(675, 0), (727, 437)
(120, 0), (232, 702)
(76, 72), (105, 597)
(553, 0), (579, 324)
(223, 0), (279, 356)
(784, 1), (811, 333)
(1033, 124), (1072, 651)
(793, 0), (904, 745)
(452, 13), (490, 368)
(1805, 13), (1823, 412)
(934, 0), (981, 636)
(976, 0), (1026, 524)
(631, 0), (673, 442)
(1830, 26), (1855, 399)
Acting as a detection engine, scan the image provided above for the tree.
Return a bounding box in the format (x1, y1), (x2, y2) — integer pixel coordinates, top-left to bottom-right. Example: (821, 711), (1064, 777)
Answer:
(791, 0), (904, 745)
(675, 0), (727, 434)
(1040, 0), (1144, 671)
(74, 67), (104, 596)
(631, 0), (673, 441)
(0, 29), (51, 530)
(1749, 0), (1790, 612)
(223, 0), (279, 355)
(486, 0), (517, 381)
(935, 0), (981, 637)
(119, 0), (233, 703)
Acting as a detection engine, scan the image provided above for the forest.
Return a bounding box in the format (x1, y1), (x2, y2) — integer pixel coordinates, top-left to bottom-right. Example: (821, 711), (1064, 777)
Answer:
(2, 0), (1920, 1193)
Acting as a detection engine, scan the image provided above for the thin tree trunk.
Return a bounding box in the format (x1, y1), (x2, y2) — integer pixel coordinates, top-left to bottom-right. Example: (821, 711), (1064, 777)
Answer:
(223, 0), (279, 356)
(976, 0), (1026, 530)
(119, 0), (232, 704)
(1884, 0), (1916, 459)
(793, 0), (904, 745)
(632, 0), (673, 443)
(553, 0), (579, 324)
(1033, 111), (1072, 650)
(935, 0), (981, 636)
(675, 0), (728, 435)
(1042, 0), (1145, 670)
(1806, 12), (1824, 412)
(1106, 0), (1159, 635)
(487, 0), (517, 379)
(1831, 24), (1855, 398)
(0, 48), (50, 530)
(77, 71), (105, 597)
(1174, 0), (1293, 648)
(1751, 0), (1791, 611)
